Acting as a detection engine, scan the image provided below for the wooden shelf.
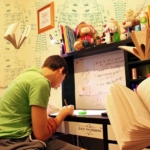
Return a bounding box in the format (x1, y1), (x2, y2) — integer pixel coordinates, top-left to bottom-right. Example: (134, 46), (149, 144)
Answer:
(128, 59), (150, 66)
(62, 39), (133, 59)
(129, 77), (146, 83)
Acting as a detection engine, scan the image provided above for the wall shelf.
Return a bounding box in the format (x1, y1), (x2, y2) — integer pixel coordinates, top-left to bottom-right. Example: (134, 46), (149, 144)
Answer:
(129, 77), (146, 83)
(128, 59), (150, 66)
(62, 38), (133, 59)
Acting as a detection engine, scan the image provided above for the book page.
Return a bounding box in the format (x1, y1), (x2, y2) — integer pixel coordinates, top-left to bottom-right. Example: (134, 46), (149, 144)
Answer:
(134, 30), (146, 59)
(145, 28), (150, 58)
(4, 22), (19, 39)
(117, 83), (150, 128)
(123, 139), (150, 150)
(137, 78), (150, 113)
(4, 35), (16, 48)
(14, 23), (22, 48)
(115, 83), (146, 129)
(118, 46), (141, 60)
(134, 30), (146, 46)
(4, 22), (20, 48)
(130, 31), (145, 60)
(18, 25), (31, 48)
(106, 94), (123, 150)
(110, 86), (134, 133)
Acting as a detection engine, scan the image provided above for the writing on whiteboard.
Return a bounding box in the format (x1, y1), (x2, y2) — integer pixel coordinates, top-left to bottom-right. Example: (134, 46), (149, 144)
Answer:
(74, 50), (125, 109)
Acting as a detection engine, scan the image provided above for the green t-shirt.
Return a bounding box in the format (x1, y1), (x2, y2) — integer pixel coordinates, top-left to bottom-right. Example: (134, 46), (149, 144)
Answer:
(0, 66), (51, 138)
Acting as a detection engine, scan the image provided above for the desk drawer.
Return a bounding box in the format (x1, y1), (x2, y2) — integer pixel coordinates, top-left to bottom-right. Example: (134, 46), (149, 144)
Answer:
(64, 121), (103, 139)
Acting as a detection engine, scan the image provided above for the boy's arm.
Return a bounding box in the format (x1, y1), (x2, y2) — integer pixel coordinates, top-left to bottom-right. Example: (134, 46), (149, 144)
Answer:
(31, 105), (74, 142)
(32, 105), (54, 141)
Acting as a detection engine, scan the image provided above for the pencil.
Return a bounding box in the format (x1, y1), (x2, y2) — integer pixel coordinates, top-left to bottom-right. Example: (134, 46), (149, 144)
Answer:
(64, 99), (68, 107)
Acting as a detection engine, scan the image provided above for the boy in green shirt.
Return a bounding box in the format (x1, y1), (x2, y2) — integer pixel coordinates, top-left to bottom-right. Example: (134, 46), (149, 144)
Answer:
(0, 55), (85, 150)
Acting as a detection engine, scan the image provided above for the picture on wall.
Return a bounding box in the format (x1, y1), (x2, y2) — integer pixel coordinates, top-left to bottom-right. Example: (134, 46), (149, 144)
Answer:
(37, 1), (54, 34)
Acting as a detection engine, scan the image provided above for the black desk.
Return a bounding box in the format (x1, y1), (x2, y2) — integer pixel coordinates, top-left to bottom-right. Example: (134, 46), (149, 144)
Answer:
(51, 114), (118, 150)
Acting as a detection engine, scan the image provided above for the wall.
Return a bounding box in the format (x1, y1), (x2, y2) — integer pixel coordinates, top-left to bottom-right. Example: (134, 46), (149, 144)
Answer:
(0, 0), (149, 108)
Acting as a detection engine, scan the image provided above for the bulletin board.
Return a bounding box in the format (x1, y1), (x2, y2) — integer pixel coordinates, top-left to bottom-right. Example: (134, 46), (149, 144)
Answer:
(74, 50), (126, 110)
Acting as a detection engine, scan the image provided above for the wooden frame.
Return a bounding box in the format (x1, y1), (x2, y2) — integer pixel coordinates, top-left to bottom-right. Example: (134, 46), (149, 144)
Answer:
(37, 2), (54, 34)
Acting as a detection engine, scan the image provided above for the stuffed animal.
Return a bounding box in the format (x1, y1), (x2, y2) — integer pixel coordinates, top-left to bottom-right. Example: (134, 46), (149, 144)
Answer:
(101, 18), (120, 43)
(120, 8), (142, 40)
(74, 22), (97, 51)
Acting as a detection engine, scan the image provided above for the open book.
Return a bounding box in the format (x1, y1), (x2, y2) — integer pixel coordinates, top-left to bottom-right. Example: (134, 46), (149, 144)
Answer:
(119, 29), (150, 60)
(106, 79), (150, 150)
(4, 22), (31, 49)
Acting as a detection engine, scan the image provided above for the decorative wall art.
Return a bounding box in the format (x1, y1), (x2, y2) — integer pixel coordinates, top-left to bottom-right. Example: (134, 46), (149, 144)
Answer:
(37, 2), (54, 34)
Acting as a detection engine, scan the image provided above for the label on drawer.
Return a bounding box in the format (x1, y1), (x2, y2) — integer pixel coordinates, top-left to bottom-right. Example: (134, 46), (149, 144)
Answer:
(64, 121), (103, 139)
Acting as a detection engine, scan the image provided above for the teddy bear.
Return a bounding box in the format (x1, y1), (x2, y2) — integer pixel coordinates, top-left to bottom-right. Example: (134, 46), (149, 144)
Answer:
(74, 22), (97, 51)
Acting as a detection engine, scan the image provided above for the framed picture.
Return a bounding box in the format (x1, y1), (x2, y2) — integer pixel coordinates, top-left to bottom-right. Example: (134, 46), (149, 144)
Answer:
(37, 2), (54, 34)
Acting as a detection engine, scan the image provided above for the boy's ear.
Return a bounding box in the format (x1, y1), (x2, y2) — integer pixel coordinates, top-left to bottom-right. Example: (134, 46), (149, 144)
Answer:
(58, 67), (64, 74)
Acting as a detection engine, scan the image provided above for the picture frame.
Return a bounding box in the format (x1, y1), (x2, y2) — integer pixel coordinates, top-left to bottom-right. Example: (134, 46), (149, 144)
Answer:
(37, 2), (54, 34)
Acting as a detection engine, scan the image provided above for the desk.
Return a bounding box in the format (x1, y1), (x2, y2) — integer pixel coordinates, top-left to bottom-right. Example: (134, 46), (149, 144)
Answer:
(50, 113), (118, 150)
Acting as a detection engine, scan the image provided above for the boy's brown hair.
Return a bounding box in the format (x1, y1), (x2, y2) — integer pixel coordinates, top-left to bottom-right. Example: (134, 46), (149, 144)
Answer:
(42, 55), (68, 79)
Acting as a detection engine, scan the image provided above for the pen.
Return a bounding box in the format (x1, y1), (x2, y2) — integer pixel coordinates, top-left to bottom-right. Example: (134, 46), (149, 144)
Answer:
(64, 99), (68, 107)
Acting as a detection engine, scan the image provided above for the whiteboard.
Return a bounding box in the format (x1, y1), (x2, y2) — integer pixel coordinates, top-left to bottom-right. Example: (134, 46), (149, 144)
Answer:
(74, 50), (126, 110)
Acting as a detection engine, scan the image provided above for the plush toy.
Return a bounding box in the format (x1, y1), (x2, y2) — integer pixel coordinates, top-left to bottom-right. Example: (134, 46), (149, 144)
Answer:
(74, 22), (97, 51)
(120, 8), (142, 40)
(101, 18), (120, 43)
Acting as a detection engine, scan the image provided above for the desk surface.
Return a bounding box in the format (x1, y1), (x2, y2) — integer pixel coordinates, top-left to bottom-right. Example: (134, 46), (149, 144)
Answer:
(51, 110), (107, 116)
(50, 110), (110, 124)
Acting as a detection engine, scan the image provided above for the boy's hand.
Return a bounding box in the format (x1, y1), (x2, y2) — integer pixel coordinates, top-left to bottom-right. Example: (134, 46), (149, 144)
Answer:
(54, 105), (74, 128)
(59, 105), (74, 116)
